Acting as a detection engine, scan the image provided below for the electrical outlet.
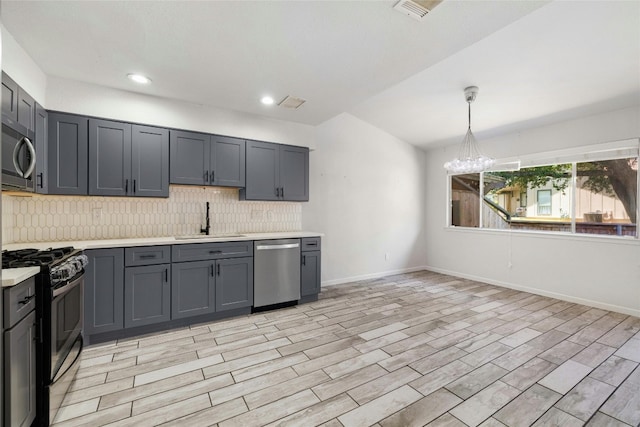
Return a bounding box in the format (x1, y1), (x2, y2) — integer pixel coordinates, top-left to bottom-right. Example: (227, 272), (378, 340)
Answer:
(92, 208), (102, 222)
(385, 253), (390, 261)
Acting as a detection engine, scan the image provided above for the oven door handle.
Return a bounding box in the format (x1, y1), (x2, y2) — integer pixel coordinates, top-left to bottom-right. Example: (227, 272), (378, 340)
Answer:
(51, 335), (83, 385)
(52, 274), (83, 299)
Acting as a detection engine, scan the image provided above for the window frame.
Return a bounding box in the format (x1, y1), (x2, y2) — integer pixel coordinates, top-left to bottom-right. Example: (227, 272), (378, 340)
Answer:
(445, 138), (640, 240)
(536, 189), (552, 216)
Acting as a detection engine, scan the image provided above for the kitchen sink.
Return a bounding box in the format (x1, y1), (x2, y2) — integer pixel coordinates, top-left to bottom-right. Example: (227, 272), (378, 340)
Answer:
(174, 234), (245, 240)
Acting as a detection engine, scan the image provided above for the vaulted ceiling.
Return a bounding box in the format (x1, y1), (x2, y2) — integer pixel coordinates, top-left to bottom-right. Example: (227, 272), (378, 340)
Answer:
(2, 0), (639, 148)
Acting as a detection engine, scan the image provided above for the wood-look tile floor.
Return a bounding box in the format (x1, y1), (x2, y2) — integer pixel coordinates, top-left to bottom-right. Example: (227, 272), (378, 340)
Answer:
(53, 271), (640, 427)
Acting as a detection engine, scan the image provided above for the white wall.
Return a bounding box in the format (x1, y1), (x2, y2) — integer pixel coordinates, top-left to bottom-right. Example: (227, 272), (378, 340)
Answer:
(303, 113), (427, 284)
(46, 77), (315, 149)
(425, 106), (640, 316)
(1, 24), (47, 103)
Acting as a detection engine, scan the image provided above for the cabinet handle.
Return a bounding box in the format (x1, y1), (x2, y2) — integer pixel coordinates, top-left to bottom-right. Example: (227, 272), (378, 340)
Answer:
(204, 171), (209, 183)
(209, 250), (222, 254)
(37, 172), (44, 188)
(275, 187), (279, 197)
(307, 243), (318, 246)
(133, 179), (136, 193)
(217, 264), (221, 276)
(18, 294), (35, 305)
(210, 264), (214, 277)
(165, 269), (169, 282)
(302, 255), (306, 266)
(125, 179), (129, 193)
(139, 254), (157, 259)
(281, 187), (284, 198)
(211, 170), (215, 183)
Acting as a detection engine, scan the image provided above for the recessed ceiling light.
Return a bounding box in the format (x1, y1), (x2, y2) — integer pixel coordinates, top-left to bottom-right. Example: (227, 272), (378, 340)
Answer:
(260, 96), (275, 105)
(127, 73), (152, 84)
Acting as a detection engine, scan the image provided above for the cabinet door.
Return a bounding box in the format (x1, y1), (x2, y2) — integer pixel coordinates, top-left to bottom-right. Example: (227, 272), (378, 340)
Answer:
(89, 119), (132, 196)
(171, 261), (216, 319)
(280, 145), (309, 201)
(170, 130), (210, 185)
(216, 257), (253, 312)
(34, 103), (48, 194)
(124, 264), (171, 328)
(3, 311), (36, 427)
(132, 125), (169, 197)
(243, 140), (279, 200)
(17, 89), (35, 133)
(48, 113), (88, 195)
(211, 136), (245, 187)
(84, 248), (124, 335)
(1, 71), (19, 123)
(301, 250), (321, 296)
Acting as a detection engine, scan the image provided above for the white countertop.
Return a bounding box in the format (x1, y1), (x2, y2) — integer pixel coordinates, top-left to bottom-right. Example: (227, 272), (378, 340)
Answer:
(2, 231), (323, 287)
(2, 267), (41, 287)
(2, 231), (323, 252)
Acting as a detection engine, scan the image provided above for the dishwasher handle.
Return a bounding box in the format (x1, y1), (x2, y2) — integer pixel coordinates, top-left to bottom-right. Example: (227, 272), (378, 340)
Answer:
(255, 243), (300, 251)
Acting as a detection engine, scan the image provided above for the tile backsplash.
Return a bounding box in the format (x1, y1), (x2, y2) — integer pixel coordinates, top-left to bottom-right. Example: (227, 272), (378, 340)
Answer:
(2, 186), (302, 244)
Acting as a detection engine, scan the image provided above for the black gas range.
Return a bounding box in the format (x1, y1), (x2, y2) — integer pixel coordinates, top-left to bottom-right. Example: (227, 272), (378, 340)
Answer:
(3, 246), (88, 426)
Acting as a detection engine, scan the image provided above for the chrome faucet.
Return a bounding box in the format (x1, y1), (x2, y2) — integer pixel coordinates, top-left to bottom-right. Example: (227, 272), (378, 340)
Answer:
(200, 202), (210, 235)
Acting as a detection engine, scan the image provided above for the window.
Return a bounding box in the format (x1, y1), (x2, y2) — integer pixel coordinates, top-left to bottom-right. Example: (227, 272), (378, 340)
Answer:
(537, 190), (552, 215)
(519, 192), (527, 208)
(448, 140), (639, 238)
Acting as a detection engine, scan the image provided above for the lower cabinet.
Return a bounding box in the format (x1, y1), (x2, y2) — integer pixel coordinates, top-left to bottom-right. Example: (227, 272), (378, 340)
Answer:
(3, 303), (36, 427)
(171, 260), (216, 319)
(216, 257), (253, 312)
(124, 264), (171, 328)
(84, 248), (125, 335)
(301, 250), (321, 296)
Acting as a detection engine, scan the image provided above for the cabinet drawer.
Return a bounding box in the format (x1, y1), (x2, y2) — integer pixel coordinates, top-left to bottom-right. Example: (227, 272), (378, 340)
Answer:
(125, 246), (171, 266)
(301, 237), (321, 252)
(172, 241), (253, 262)
(3, 276), (36, 328)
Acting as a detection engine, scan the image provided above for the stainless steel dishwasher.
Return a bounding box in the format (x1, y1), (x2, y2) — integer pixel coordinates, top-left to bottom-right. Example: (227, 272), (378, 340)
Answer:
(253, 239), (301, 307)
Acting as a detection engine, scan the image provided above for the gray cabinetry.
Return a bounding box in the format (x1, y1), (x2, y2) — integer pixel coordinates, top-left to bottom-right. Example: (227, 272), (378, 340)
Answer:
(300, 237), (321, 297)
(242, 140), (309, 201)
(17, 89), (35, 133)
(132, 125), (170, 197)
(85, 248), (124, 335)
(172, 241), (253, 318)
(89, 119), (131, 196)
(210, 136), (245, 187)
(35, 103), (48, 194)
(90, 120), (169, 197)
(171, 260), (216, 319)
(124, 264), (171, 328)
(124, 246), (171, 328)
(1, 72), (19, 123)
(48, 112), (89, 195)
(170, 130), (245, 188)
(2, 278), (37, 427)
(216, 257), (253, 312)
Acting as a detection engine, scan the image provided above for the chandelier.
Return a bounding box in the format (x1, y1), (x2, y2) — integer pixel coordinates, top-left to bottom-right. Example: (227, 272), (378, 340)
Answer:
(443, 86), (495, 174)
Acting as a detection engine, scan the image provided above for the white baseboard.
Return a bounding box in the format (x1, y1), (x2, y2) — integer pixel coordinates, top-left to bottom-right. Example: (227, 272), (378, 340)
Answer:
(424, 265), (640, 318)
(321, 265), (429, 287)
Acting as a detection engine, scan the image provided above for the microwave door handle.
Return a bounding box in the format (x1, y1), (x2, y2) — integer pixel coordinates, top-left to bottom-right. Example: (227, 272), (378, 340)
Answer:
(22, 137), (36, 179)
(12, 137), (27, 177)
(11, 137), (36, 178)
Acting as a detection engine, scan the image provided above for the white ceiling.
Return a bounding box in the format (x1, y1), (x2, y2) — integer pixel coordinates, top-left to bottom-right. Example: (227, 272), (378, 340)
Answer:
(1, 1), (639, 149)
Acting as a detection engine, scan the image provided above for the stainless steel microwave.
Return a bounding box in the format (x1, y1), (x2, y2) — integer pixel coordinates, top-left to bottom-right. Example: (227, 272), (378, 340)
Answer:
(2, 119), (36, 192)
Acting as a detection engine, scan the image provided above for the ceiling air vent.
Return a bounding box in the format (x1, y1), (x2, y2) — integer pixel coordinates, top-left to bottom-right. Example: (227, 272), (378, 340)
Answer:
(278, 96), (306, 109)
(393, 0), (443, 21)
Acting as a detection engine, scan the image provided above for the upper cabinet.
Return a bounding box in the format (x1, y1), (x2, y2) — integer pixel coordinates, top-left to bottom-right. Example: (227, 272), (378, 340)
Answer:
(241, 140), (308, 201)
(48, 112), (89, 195)
(170, 130), (245, 188)
(89, 119), (169, 197)
(1, 72), (35, 137)
(34, 103), (48, 194)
